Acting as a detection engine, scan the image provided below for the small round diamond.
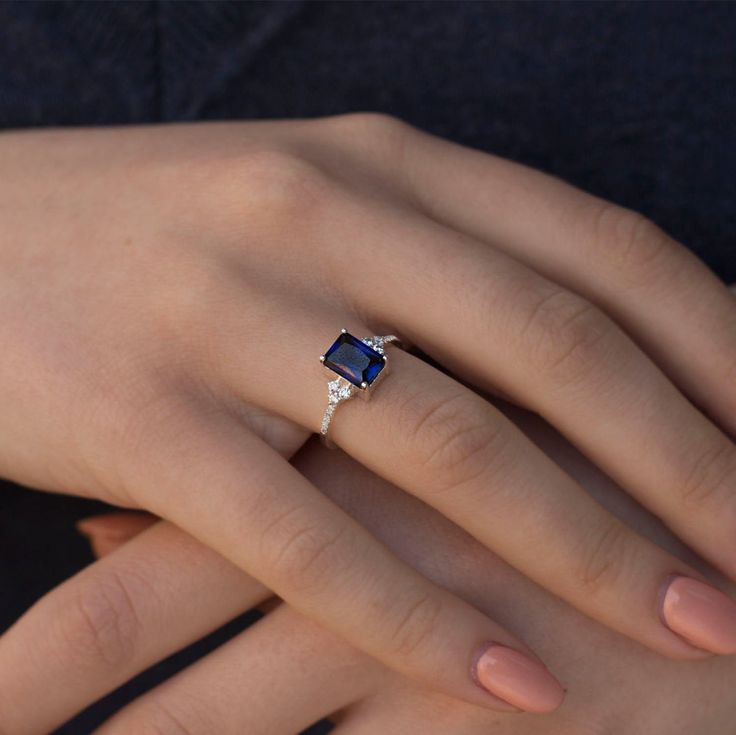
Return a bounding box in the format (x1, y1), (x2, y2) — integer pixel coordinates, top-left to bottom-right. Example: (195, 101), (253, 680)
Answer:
(362, 336), (385, 354)
(328, 378), (354, 405)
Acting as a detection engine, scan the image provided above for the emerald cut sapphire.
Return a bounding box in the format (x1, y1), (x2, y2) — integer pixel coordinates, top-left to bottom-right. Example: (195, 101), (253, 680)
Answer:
(323, 332), (385, 388)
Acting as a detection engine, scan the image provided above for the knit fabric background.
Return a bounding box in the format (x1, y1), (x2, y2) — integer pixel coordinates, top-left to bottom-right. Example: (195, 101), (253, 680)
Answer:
(0, 3), (734, 733)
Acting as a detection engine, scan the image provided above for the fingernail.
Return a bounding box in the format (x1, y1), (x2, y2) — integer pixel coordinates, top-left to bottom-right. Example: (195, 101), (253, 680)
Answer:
(660, 575), (736, 654)
(76, 522), (122, 559)
(87, 536), (124, 559)
(76, 513), (156, 539)
(473, 643), (565, 713)
(77, 513), (132, 537)
(76, 513), (157, 558)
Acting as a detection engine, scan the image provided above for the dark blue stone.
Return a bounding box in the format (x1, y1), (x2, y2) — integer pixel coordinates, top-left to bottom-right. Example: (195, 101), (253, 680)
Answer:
(323, 332), (384, 388)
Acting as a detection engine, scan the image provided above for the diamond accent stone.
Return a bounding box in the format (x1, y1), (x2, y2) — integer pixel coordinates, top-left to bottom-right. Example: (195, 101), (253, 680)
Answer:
(361, 336), (385, 354)
(320, 404), (335, 434)
(328, 378), (354, 405)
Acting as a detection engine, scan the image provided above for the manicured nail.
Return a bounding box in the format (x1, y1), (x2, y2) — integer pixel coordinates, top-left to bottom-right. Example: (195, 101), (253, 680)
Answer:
(76, 512), (156, 539)
(473, 643), (565, 713)
(76, 513), (157, 558)
(88, 536), (123, 559)
(77, 513), (131, 536)
(660, 576), (736, 654)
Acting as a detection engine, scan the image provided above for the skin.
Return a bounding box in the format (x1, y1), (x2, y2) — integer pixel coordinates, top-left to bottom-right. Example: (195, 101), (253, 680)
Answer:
(1, 116), (736, 721)
(15, 403), (736, 734)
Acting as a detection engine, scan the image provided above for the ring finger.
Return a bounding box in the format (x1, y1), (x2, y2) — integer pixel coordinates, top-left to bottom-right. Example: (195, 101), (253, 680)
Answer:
(316, 190), (736, 586)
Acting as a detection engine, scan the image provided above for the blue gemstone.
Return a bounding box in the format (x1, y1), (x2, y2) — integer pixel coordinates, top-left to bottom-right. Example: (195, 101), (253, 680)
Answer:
(323, 332), (385, 388)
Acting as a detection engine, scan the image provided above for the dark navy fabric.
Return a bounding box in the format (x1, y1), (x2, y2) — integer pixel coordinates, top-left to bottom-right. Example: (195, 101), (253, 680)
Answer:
(0, 2), (734, 733)
(1, 1), (734, 277)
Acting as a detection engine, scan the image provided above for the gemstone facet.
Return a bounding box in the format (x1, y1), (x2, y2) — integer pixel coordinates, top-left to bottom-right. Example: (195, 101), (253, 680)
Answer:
(323, 332), (385, 388)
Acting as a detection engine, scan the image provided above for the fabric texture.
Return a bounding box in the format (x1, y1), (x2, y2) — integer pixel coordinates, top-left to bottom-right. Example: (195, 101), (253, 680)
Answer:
(0, 2), (733, 732)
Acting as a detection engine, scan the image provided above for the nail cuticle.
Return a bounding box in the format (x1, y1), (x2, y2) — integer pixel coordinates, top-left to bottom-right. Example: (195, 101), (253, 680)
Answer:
(659, 574), (736, 655)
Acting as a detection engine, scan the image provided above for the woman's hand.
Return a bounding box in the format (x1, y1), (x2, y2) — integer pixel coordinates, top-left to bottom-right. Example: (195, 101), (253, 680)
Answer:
(8, 403), (736, 735)
(1, 116), (736, 715)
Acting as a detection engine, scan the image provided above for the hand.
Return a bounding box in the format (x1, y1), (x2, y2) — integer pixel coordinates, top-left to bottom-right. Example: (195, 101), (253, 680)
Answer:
(1, 116), (736, 717)
(10, 403), (736, 735)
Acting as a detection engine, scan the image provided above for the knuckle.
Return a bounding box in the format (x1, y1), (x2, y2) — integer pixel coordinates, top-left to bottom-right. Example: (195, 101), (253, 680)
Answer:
(59, 568), (143, 670)
(590, 202), (679, 284)
(574, 520), (631, 596)
(677, 439), (736, 510)
(328, 111), (410, 139)
(196, 147), (334, 230)
(520, 287), (617, 387)
(244, 149), (332, 219)
(387, 591), (444, 660)
(407, 392), (510, 493)
(321, 112), (415, 179)
(110, 700), (201, 735)
(265, 512), (357, 595)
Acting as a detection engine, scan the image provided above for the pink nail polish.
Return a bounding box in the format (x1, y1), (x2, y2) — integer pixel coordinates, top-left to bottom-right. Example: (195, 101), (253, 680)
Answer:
(660, 576), (736, 654)
(473, 643), (565, 714)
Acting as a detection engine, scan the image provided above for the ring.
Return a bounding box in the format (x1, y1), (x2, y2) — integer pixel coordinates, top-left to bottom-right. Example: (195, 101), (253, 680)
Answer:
(319, 328), (403, 447)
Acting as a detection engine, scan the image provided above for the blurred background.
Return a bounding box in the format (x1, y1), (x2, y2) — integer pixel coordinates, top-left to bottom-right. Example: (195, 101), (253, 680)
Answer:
(0, 2), (734, 732)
